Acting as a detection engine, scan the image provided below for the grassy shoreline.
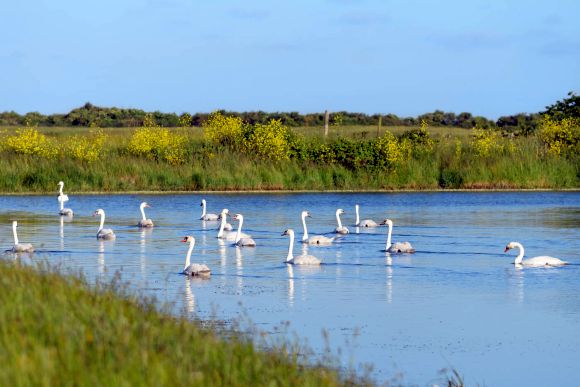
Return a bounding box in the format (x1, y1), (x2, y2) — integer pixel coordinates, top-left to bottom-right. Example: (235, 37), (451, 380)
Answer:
(0, 260), (369, 386)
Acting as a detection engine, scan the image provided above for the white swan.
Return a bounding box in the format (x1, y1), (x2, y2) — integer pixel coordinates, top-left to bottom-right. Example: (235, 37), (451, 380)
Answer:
(200, 199), (219, 221)
(504, 242), (567, 267)
(93, 209), (116, 240)
(381, 219), (415, 253)
(181, 236), (211, 276)
(282, 229), (321, 265)
(232, 213), (256, 246)
(57, 181), (69, 202)
(355, 204), (377, 227)
(137, 202), (154, 227)
(10, 221), (34, 253)
(334, 208), (349, 234)
(217, 209), (232, 231)
(58, 195), (74, 216)
(217, 209), (238, 240)
(300, 210), (335, 245)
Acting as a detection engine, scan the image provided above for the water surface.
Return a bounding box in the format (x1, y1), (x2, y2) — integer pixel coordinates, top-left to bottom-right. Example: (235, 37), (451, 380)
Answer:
(1, 192), (579, 386)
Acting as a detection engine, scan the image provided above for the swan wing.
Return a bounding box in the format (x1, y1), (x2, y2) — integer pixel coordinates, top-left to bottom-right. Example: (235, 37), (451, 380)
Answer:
(523, 256), (567, 267)
(307, 235), (334, 245)
(183, 263), (211, 276)
(204, 214), (219, 221)
(236, 237), (256, 247)
(138, 219), (154, 227)
(59, 208), (74, 216)
(97, 229), (116, 240)
(12, 243), (34, 253)
(388, 242), (415, 254)
(293, 255), (321, 265)
(360, 219), (378, 227)
(335, 226), (349, 234)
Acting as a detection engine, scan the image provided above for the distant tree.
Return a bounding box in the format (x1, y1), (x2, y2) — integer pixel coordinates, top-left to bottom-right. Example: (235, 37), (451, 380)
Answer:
(542, 91), (580, 119)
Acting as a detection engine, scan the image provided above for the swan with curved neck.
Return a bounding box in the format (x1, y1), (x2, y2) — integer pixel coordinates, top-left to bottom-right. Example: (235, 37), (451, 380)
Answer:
(181, 236), (211, 276)
(10, 221), (34, 253)
(93, 209), (116, 240)
(334, 209), (349, 234)
(58, 195), (74, 216)
(355, 204), (377, 227)
(232, 213), (256, 246)
(282, 229), (321, 265)
(138, 202), (154, 227)
(57, 181), (69, 202)
(217, 209), (238, 240)
(380, 218), (415, 253)
(505, 242), (567, 267)
(300, 210), (335, 245)
(200, 199), (218, 221)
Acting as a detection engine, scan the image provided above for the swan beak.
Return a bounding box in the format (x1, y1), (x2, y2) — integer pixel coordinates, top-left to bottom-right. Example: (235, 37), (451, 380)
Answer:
(504, 247), (510, 252)
(146, 204), (151, 208)
(281, 231), (287, 236)
(180, 238), (188, 243)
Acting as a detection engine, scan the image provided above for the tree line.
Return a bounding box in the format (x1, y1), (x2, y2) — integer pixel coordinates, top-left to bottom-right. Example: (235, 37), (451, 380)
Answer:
(1, 92), (577, 132)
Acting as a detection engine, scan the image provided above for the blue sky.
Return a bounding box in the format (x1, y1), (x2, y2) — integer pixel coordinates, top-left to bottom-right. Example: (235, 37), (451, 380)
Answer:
(1, 0), (578, 118)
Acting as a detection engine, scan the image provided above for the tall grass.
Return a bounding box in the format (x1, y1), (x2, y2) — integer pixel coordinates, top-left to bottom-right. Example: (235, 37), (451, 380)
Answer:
(0, 260), (368, 386)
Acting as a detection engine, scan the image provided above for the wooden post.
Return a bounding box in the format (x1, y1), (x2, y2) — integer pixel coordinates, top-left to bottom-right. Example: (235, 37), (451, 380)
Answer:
(377, 115), (382, 138)
(324, 110), (329, 137)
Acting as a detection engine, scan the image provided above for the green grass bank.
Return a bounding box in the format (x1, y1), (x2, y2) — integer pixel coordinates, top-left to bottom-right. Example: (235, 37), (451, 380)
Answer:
(0, 260), (367, 386)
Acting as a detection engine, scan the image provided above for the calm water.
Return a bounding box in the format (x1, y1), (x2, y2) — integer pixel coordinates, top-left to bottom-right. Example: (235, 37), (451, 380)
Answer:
(1, 192), (579, 386)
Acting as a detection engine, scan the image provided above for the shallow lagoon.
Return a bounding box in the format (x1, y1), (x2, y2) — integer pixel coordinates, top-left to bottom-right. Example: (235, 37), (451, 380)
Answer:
(1, 192), (579, 386)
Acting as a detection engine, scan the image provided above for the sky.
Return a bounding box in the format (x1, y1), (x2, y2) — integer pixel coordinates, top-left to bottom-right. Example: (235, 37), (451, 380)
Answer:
(1, 0), (579, 119)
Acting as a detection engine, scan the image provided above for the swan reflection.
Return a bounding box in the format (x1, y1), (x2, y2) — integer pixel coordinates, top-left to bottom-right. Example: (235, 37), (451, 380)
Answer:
(386, 253), (393, 303)
(98, 241), (106, 276)
(287, 263), (295, 306)
(184, 277), (195, 315)
(509, 266), (525, 303)
(235, 246), (243, 291)
(139, 228), (152, 276)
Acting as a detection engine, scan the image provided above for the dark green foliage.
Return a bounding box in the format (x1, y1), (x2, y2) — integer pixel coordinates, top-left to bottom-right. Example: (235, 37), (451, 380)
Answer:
(542, 91), (580, 120)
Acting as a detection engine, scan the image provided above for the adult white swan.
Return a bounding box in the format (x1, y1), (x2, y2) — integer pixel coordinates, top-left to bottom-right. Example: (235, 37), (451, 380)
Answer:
(380, 218), (415, 253)
(10, 221), (34, 253)
(181, 236), (211, 276)
(504, 242), (567, 267)
(137, 202), (154, 227)
(93, 209), (116, 240)
(355, 204), (377, 227)
(200, 199), (219, 221)
(57, 181), (69, 202)
(58, 195), (74, 216)
(300, 210), (335, 245)
(217, 209), (238, 240)
(232, 213), (256, 246)
(282, 229), (321, 265)
(334, 209), (349, 234)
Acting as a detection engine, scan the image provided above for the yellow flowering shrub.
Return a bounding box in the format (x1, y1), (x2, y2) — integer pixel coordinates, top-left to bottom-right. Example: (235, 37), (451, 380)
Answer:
(471, 128), (504, 157)
(203, 111), (244, 148)
(374, 131), (405, 169)
(538, 116), (580, 157)
(5, 126), (58, 158)
(243, 119), (291, 161)
(63, 128), (107, 162)
(128, 114), (187, 165)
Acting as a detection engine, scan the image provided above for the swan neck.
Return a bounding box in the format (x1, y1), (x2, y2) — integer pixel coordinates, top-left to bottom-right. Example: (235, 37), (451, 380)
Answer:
(301, 214), (308, 240)
(286, 232), (294, 262)
(336, 211), (343, 228)
(59, 185), (63, 195)
(235, 217), (243, 243)
(12, 222), (19, 245)
(385, 223), (392, 250)
(218, 213), (226, 237)
(514, 243), (524, 265)
(185, 239), (195, 269)
(355, 206), (360, 225)
(140, 205), (147, 221)
(98, 212), (105, 233)
(200, 202), (206, 217)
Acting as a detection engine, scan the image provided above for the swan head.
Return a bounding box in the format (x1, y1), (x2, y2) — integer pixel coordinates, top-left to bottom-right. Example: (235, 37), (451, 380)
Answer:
(140, 202), (151, 209)
(233, 213), (243, 221)
(282, 229), (294, 237)
(12, 220), (17, 228)
(355, 204), (359, 210)
(58, 181), (64, 187)
(336, 209), (345, 215)
(220, 208), (229, 218)
(301, 210), (311, 218)
(200, 199), (206, 207)
(504, 242), (518, 253)
(181, 236), (195, 243)
(93, 209), (105, 217)
(380, 218), (393, 227)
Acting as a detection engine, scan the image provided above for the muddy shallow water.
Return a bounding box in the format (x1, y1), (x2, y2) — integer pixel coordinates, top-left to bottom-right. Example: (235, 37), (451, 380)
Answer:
(1, 192), (579, 386)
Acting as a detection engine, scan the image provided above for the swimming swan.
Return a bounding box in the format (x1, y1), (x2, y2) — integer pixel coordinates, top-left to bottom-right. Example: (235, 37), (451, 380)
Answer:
(217, 209), (239, 240)
(335, 209), (349, 234)
(181, 236), (211, 276)
(93, 209), (116, 240)
(200, 199), (218, 221)
(300, 211), (335, 245)
(380, 219), (415, 253)
(232, 213), (256, 246)
(355, 204), (377, 227)
(504, 242), (567, 267)
(57, 181), (69, 202)
(217, 209), (232, 231)
(10, 221), (34, 253)
(137, 202), (154, 227)
(282, 229), (321, 265)
(58, 195), (74, 216)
